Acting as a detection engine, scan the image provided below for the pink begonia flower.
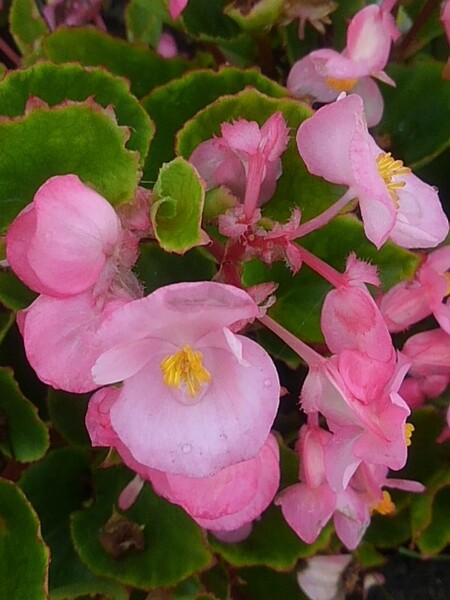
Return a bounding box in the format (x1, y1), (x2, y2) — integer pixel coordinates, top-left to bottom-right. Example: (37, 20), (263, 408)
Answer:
(87, 387), (280, 531)
(297, 94), (449, 249)
(287, 1), (399, 126)
(380, 246), (450, 333)
(190, 112), (289, 220)
(91, 281), (280, 478)
(169, 0), (188, 20)
(442, 0), (450, 43)
(6, 175), (145, 393)
(277, 424), (423, 549)
(7, 175), (123, 297)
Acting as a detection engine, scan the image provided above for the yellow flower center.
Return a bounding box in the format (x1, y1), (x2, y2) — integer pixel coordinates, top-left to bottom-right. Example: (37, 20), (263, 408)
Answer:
(376, 152), (411, 206)
(404, 423), (415, 447)
(373, 491), (396, 516)
(160, 345), (211, 398)
(325, 77), (357, 92)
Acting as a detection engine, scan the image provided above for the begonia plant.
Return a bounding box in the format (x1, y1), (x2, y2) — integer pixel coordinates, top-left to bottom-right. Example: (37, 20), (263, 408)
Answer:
(0, 1), (449, 599)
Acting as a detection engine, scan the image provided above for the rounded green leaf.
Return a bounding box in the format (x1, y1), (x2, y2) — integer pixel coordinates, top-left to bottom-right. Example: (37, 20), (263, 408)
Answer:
(0, 100), (140, 232)
(0, 62), (154, 163)
(151, 157), (207, 253)
(9, 0), (48, 56)
(71, 465), (213, 589)
(176, 87), (344, 223)
(126, 0), (169, 46)
(141, 66), (286, 181)
(41, 27), (190, 98)
(0, 367), (49, 462)
(379, 60), (450, 168)
(19, 447), (111, 594)
(0, 478), (49, 600)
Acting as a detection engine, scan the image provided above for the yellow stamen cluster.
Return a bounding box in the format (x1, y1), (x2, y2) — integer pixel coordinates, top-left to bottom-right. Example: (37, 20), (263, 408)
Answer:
(160, 345), (211, 398)
(376, 152), (411, 206)
(325, 77), (357, 92)
(373, 491), (396, 516)
(404, 423), (415, 447)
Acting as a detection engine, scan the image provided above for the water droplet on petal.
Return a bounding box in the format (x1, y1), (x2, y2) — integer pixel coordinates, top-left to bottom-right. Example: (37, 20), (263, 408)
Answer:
(264, 378), (272, 388)
(181, 443), (192, 454)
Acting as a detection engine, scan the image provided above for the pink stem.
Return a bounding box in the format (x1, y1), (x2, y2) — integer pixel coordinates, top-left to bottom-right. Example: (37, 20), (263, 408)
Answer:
(295, 244), (345, 288)
(292, 188), (355, 239)
(0, 36), (20, 67)
(259, 314), (324, 366)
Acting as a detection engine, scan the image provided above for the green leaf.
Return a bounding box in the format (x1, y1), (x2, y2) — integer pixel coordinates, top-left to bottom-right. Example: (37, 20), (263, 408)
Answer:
(141, 67), (286, 181)
(47, 390), (90, 448)
(0, 62), (154, 163)
(243, 216), (419, 344)
(182, 0), (240, 42)
(126, 0), (169, 46)
(19, 447), (123, 597)
(135, 243), (217, 294)
(0, 478), (49, 600)
(9, 0), (48, 56)
(41, 27), (190, 99)
(0, 100), (140, 233)
(176, 88), (345, 223)
(225, 0), (283, 33)
(364, 508), (412, 549)
(236, 567), (306, 600)
(151, 157), (207, 253)
(415, 486), (450, 556)
(71, 465), (213, 589)
(0, 367), (49, 462)
(0, 270), (36, 311)
(209, 506), (331, 570)
(0, 312), (14, 346)
(379, 60), (450, 168)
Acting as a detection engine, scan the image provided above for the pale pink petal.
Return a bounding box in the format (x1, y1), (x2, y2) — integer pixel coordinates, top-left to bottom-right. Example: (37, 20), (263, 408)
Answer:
(211, 522), (253, 543)
(21, 292), (105, 393)
(85, 386), (121, 447)
(109, 334), (279, 477)
(352, 76), (384, 127)
(427, 245), (450, 273)
(321, 285), (394, 362)
(324, 427), (362, 491)
(403, 329), (450, 376)
(93, 282), (260, 384)
(296, 94), (364, 187)
(221, 119), (262, 155)
(26, 175), (121, 296)
(345, 5), (395, 73)
(150, 434), (280, 531)
(259, 112), (290, 162)
(189, 139), (245, 198)
(433, 301), (450, 334)
(169, 0), (188, 20)
(380, 280), (434, 332)
(6, 203), (56, 296)
(156, 32), (178, 58)
(333, 488), (370, 550)
(297, 555), (352, 600)
(119, 475), (145, 510)
(287, 54), (338, 102)
(277, 482), (336, 544)
(313, 48), (370, 79)
(338, 349), (393, 404)
(389, 174), (449, 248)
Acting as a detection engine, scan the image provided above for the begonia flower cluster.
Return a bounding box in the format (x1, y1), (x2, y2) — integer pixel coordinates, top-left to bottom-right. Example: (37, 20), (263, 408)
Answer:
(4, 1), (450, 558)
